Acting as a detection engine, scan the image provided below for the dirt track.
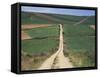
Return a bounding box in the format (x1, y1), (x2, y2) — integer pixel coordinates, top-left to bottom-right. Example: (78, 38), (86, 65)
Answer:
(38, 24), (73, 70)
(74, 16), (91, 26)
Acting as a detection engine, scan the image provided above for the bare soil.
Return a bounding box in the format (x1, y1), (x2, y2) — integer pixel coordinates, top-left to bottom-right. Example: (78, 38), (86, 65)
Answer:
(21, 31), (31, 40)
(22, 24), (50, 30)
(90, 25), (95, 30)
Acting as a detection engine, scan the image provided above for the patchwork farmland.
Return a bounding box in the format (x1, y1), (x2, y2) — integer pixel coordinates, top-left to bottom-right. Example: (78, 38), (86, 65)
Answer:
(21, 12), (95, 70)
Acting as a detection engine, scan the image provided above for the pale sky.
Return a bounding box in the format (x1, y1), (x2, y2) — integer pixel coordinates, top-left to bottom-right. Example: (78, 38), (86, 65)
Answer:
(21, 6), (95, 16)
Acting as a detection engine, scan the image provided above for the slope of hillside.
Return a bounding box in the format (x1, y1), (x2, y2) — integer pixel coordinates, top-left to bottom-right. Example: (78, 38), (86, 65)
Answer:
(21, 12), (95, 25)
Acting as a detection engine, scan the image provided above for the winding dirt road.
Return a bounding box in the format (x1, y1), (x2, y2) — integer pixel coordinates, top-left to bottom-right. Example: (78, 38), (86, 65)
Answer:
(38, 24), (73, 70)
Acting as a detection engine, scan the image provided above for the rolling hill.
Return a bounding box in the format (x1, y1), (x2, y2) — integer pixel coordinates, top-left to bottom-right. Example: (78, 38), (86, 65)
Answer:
(21, 12), (95, 25)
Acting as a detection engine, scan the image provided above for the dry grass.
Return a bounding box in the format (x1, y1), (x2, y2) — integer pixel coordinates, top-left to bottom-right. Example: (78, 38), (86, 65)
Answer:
(21, 53), (51, 70)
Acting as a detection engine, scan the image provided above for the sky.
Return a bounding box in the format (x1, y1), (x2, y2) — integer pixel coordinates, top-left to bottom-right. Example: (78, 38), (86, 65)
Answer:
(21, 6), (95, 16)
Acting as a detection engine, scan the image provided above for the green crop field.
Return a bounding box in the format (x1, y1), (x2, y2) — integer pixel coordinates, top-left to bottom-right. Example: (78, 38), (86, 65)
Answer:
(24, 24), (59, 38)
(22, 38), (58, 55)
(63, 24), (95, 36)
(22, 25), (59, 55)
(63, 24), (95, 67)
(65, 36), (95, 52)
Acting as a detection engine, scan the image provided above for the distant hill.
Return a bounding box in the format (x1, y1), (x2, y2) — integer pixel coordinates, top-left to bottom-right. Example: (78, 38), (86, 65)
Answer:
(21, 12), (95, 25)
